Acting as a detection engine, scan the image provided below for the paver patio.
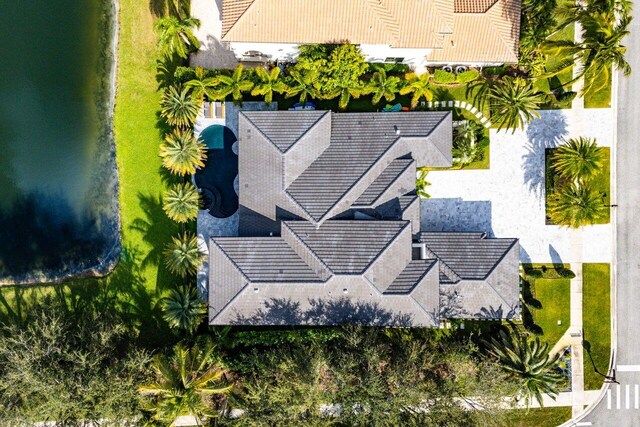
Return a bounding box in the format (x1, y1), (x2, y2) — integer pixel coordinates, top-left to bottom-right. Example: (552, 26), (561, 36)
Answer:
(422, 108), (613, 264)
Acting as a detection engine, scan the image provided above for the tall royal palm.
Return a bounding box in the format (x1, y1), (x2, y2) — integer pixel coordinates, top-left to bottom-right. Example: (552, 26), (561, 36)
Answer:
(213, 65), (254, 103)
(161, 85), (200, 128)
(544, 1), (631, 94)
(154, 16), (201, 59)
(285, 68), (322, 103)
(163, 182), (200, 223)
(251, 66), (289, 104)
(399, 72), (433, 108)
(552, 137), (605, 183)
(488, 76), (544, 133)
(162, 285), (207, 335)
(365, 69), (402, 105)
(164, 232), (203, 277)
(159, 128), (207, 176)
(138, 337), (231, 424)
(484, 330), (563, 407)
(548, 183), (607, 228)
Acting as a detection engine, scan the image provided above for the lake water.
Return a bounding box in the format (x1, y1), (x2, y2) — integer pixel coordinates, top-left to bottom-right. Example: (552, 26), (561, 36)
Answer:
(0, 0), (119, 283)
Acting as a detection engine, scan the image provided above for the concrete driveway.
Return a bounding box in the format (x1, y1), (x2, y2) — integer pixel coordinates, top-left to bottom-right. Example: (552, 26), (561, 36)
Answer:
(422, 108), (613, 264)
(190, 0), (239, 69)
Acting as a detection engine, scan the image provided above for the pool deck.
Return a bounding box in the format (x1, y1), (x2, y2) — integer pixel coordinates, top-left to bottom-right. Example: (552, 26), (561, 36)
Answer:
(196, 102), (277, 296)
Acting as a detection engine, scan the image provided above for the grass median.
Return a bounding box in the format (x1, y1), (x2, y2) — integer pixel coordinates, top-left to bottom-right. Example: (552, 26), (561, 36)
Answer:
(583, 263), (611, 390)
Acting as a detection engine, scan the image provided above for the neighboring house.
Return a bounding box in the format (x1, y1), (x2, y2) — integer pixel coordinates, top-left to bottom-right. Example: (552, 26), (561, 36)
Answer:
(220, 0), (521, 66)
(206, 110), (520, 326)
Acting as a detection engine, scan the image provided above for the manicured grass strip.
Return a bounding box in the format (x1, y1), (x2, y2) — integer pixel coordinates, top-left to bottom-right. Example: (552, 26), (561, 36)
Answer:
(583, 263), (611, 390)
(504, 407), (572, 427)
(532, 278), (571, 347)
(584, 68), (612, 108)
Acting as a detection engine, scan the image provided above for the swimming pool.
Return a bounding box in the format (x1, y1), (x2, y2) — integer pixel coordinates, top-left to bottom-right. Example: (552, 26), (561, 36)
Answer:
(195, 125), (239, 218)
(198, 124), (226, 149)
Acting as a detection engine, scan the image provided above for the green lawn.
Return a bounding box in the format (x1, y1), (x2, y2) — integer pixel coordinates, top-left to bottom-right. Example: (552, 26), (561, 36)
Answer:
(545, 147), (610, 224)
(0, 0), (176, 347)
(532, 278), (571, 347)
(504, 407), (572, 427)
(584, 68), (612, 108)
(583, 263), (611, 390)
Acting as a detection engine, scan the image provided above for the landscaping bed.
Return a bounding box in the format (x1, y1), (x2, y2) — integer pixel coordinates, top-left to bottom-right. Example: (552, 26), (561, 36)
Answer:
(504, 406), (572, 427)
(545, 147), (611, 225)
(584, 68), (612, 108)
(583, 263), (611, 390)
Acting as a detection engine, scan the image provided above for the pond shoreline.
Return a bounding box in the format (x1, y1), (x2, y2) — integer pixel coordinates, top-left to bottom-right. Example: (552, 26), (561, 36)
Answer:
(0, 0), (122, 286)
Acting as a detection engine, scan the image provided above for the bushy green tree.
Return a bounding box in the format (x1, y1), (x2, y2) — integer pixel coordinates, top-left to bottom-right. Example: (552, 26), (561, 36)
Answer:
(163, 182), (200, 223)
(139, 337), (231, 424)
(164, 232), (203, 277)
(159, 128), (207, 176)
(0, 300), (150, 425)
(154, 16), (201, 59)
(160, 85), (201, 127)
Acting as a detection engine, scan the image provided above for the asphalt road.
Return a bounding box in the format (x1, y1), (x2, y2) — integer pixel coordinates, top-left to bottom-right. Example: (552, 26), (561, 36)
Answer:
(581, 7), (640, 427)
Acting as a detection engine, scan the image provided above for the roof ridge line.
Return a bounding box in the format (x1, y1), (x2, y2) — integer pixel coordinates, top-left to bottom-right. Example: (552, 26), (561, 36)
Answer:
(478, 238), (518, 280)
(484, 0), (520, 62)
(221, 0), (257, 39)
(282, 110), (331, 154)
(363, 220), (412, 275)
(384, 258), (437, 294)
(354, 157), (416, 207)
(210, 238), (251, 283)
(239, 111), (285, 153)
(281, 221), (334, 276)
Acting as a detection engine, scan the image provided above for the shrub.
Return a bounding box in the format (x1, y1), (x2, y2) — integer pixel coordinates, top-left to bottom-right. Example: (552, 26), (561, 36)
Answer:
(456, 69), (480, 83)
(527, 269), (544, 279)
(559, 268), (576, 279)
(368, 62), (411, 74)
(434, 69), (456, 84)
(482, 66), (508, 77)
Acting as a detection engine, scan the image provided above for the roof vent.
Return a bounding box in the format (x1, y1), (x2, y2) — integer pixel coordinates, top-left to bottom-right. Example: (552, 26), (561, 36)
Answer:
(481, 232), (487, 239)
(394, 125), (400, 136)
(269, 232), (273, 237)
(343, 288), (348, 294)
(253, 287), (259, 293)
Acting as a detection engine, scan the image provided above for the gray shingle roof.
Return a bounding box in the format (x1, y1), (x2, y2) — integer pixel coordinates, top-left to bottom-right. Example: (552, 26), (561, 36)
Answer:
(418, 232), (517, 280)
(242, 110), (329, 152)
(285, 220), (409, 274)
(212, 237), (324, 282)
(285, 112), (450, 221)
(354, 157), (415, 206)
(384, 259), (438, 294)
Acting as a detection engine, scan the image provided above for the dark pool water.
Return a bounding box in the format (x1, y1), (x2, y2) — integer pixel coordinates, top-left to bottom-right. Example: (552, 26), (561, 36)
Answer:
(0, 0), (119, 283)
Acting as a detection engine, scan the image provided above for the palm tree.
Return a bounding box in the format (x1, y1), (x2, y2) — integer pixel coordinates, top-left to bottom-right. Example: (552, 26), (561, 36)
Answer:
(164, 232), (204, 277)
(285, 68), (322, 103)
(548, 183), (607, 228)
(416, 169), (431, 199)
(138, 337), (232, 424)
(212, 65), (254, 103)
(154, 16), (201, 59)
(161, 85), (201, 128)
(543, 2), (631, 94)
(162, 285), (207, 334)
(365, 69), (402, 105)
(163, 182), (200, 223)
(484, 329), (563, 407)
(251, 66), (289, 104)
(324, 80), (367, 110)
(159, 128), (207, 176)
(185, 66), (220, 104)
(552, 137), (605, 183)
(399, 72), (433, 108)
(488, 76), (544, 133)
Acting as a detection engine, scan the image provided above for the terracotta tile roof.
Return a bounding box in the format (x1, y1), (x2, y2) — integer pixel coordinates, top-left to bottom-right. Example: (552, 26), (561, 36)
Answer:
(429, 0), (521, 63)
(454, 0), (499, 13)
(221, 0), (453, 48)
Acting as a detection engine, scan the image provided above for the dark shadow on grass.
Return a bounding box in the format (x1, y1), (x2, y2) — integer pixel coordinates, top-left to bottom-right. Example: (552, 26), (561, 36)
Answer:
(129, 193), (179, 273)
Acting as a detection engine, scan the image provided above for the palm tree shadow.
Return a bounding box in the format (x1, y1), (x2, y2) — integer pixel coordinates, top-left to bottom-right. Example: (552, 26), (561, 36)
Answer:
(130, 193), (179, 272)
(149, 0), (190, 18)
